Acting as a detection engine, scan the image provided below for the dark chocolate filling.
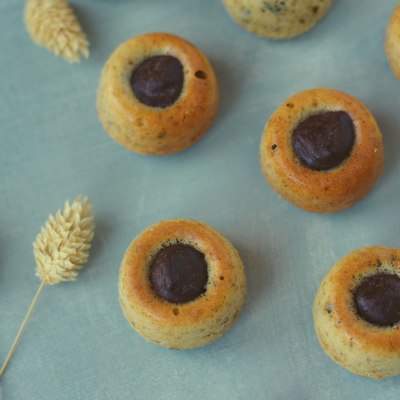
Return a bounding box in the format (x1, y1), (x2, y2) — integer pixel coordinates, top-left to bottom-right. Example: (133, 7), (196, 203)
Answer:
(130, 55), (184, 108)
(150, 244), (208, 304)
(292, 111), (355, 171)
(354, 273), (400, 327)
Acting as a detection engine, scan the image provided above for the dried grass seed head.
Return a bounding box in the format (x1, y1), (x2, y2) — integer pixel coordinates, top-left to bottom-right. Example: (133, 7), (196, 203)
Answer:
(24, 0), (89, 63)
(34, 195), (95, 284)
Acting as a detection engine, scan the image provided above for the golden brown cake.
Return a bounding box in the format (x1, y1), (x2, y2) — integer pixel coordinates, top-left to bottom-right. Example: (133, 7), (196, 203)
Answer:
(259, 88), (383, 213)
(313, 246), (400, 379)
(118, 219), (246, 349)
(97, 33), (219, 155)
(221, 0), (332, 39)
(384, 1), (400, 82)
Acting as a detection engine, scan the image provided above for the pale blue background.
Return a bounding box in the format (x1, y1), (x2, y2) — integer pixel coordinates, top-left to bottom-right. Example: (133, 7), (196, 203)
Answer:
(1, 0), (400, 399)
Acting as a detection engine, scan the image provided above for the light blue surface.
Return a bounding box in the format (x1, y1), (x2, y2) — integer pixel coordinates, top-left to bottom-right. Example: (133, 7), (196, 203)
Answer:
(1, 0), (400, 398)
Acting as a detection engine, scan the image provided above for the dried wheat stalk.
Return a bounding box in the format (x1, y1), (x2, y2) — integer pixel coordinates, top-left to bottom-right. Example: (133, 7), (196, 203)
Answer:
(0, 195), (95, 378)
(24, 0), (89, 63)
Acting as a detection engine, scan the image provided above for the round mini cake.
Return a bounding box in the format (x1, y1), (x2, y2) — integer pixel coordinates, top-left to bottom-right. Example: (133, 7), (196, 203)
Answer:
(97, 33), (219, 155)
(259, 88), (383, 213)
(221, 0), (332, 39)
(118, 219), (246, 349)
(313, 246), (400, 379)
(384, 1), (400, 82)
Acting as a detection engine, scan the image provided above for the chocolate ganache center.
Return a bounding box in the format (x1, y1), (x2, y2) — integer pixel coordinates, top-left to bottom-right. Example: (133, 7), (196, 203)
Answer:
(354, 273), (400, 327)
(150, 244), (208, 304)
(130, 55), (184, 108)
(292, 111), (355, 171)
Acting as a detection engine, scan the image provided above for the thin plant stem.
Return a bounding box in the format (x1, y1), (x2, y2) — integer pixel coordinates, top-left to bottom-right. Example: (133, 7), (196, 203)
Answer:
(0, 280), (45, 378)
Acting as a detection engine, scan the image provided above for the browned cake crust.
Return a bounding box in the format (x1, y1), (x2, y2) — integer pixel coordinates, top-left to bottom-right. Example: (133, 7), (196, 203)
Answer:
(97, 33), (219, 155)
(259, 88), (383, 213)
(313, 246), (400, 379)
(118, 219), (246, 349)
(384, 1), (400, 82)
